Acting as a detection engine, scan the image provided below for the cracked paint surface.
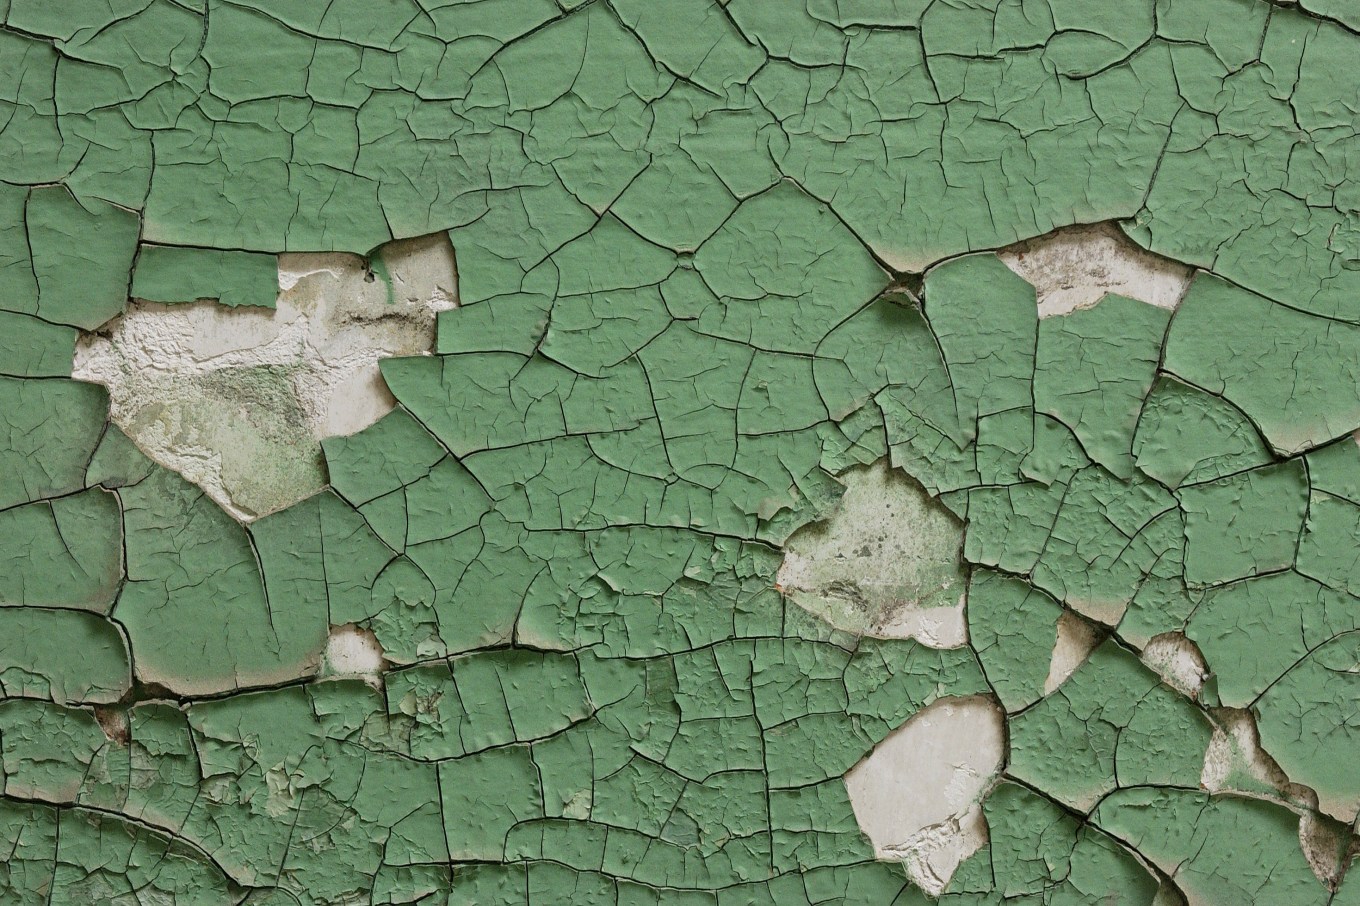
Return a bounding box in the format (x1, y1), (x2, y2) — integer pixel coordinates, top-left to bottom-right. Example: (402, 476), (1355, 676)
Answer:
(3, 0), (1360, 903)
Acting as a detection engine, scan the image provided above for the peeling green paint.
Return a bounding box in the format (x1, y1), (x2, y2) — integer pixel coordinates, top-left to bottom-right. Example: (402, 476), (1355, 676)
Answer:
(2, 0), (1360, 902)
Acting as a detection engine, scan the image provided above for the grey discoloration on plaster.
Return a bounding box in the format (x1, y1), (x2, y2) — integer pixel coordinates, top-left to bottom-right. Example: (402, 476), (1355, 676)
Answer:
(777, 461), (969, 647)
(845, 695), (1005, 895)
(1000, 222), (1193, 318)
(73, 234), (458, 520)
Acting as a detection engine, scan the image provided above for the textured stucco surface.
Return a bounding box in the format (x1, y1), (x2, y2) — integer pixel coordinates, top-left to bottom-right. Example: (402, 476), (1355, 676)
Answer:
(2, 0), (1360, 903)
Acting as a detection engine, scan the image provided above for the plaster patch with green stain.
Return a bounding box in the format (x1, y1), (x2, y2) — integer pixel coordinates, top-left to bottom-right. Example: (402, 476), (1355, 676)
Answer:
(72, 235), (458, 519)
(3, 0), (1360, 903)
(778, 461), (969, 647)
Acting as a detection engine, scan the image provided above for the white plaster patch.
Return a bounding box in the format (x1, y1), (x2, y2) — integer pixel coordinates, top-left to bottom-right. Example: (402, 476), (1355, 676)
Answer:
(73, 234), (457, 521)
(845, 696), (1006, 895)
(999, 222), (1193, 318)
(1043, 610), (1104, 695)
(323, 625), (387, 686)
(777, 461), (968, 647)
(1141, 632), (1209, 699)
(1201, 708), (1290, 798)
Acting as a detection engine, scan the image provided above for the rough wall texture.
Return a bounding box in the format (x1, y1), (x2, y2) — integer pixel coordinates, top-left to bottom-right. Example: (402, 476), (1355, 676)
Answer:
(2, 0), (1360, 903)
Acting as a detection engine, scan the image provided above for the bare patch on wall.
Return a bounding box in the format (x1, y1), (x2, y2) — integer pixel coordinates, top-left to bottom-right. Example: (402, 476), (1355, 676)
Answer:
(845, 695), (1006, 895)
(1043, 610), (1106, 695)
(999, 222), (1193, 318)
(323, 624), (388, 687)
(777, 460), (969, 647)
(74, 234), (457, 521)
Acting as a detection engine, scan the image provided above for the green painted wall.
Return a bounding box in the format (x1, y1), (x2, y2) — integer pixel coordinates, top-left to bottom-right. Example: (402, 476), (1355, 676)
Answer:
(1, 0), (1359, 902)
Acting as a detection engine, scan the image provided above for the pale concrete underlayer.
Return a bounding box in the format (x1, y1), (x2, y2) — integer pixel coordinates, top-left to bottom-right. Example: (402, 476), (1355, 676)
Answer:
(999, 222), (1193, 318)
(1043, 610), (1106, 695)
(1141, 632), (1210, 699)
(73, 235), (457, 521)
(777, 461), (969, 648)
(323, 625), (388, 688)
(844, 696), (1006, 896)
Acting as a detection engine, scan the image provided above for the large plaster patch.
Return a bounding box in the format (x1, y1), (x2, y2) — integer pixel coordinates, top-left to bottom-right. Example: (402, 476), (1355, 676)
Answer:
(777, 461), (968, 647)
(845, 695), (1006, 895)
(73, 234), (457, 521)
(999, 222), (1193, 317)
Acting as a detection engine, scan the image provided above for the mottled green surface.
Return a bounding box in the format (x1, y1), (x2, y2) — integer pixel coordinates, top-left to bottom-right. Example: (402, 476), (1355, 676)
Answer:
(2, 0), (1360, 902)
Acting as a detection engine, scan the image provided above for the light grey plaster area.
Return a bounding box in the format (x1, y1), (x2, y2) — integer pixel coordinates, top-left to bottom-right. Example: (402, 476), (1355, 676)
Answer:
(777, 461), (969, 647)
(73, 235), (458, 521)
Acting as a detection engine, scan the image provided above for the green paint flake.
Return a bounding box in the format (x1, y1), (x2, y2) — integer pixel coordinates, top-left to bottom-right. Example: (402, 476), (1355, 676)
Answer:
(1255, 633), (1360, 820)
(1185, 571), (1356, 707)
(1178, 460), (1309, 586)
(1092, 789), (1324, 905)
(115, 465), (326, 695)
(691, 181), (888, 353)
(967, 570), (1063, 714)
(1164, 274), (1360, 456)
(1034, 294), (1170, 481)
(0, 608), (129, 705)
(1132, 376), (1273, 489)
(924, 254), (1038, 440)
(945, 781), (1159, 903)
(1030, 465), (1179, 624)
(25, 185), (140, 330)
(0, 488), (123, 612)
(1006, 639), (1211, 812)
(0, 377), (108, 510)
(130, 245), (279, 309)
(0, 311), (77, 378)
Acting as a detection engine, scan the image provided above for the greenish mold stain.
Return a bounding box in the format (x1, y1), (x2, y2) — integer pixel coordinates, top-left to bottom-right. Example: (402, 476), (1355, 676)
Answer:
(1, 0), (1360, 902)
(124, 363), (326, 520)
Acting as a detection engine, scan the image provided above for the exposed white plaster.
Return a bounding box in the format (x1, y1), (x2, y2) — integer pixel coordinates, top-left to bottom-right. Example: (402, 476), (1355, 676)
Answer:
(1201, 709), (1296, 801)
(999, 222), (1193, 318)
(73, 234), (457, 521)
(845, 696), (1005, 895)
(1043, 610), (1104, 695)
(323, 625), (387, 687)
(777, 461), (968, 647)
(1141, 632), (1209, 699)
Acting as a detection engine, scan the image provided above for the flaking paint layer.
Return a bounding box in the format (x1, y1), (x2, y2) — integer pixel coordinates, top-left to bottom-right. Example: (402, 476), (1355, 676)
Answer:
(2, 0), (1360, 903)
